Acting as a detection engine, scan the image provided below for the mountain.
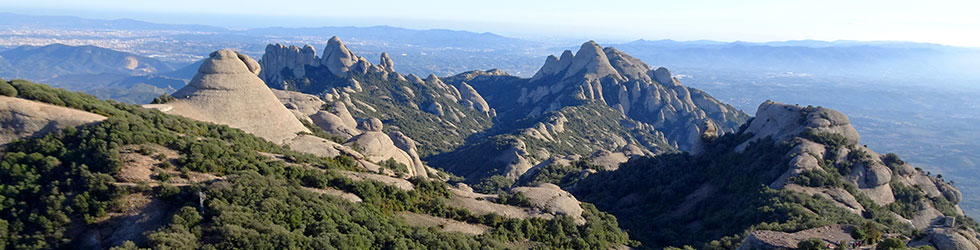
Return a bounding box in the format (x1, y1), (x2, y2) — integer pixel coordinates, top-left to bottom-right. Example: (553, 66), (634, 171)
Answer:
(429, 41), (748, 186)
(257, 36), (495, 158)
(0, 67), (631, 249)
(0, 44), (177, 81)
(571, 101), (978, 249)
(245, 25), (540, 51)
(0, 43), (186, 104)
(0, 12), (227, 32)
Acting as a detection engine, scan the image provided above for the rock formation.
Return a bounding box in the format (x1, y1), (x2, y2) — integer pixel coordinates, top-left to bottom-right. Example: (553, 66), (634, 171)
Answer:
(512, 183), (586, 225)
(453, 40), (748, 153)
(259, 44), (318, 89)
(143, 49), (360, 160)
(738, 101), (977, 250)
(343, 117), (428, 177)
(161, 49), (310, 144)
(272, 89), (325, 123)
(320, 36), (359, 77)
(0, 96), (106, 144)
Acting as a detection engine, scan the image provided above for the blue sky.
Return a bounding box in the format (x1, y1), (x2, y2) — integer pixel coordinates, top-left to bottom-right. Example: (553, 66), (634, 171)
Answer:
(4, 0), (979, 47)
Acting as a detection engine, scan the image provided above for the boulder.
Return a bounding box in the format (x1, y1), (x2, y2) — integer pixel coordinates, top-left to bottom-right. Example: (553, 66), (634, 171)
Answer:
(358, 117), (384, 132)
(924, 228), (980, 250)
(345, 131), (415, 175)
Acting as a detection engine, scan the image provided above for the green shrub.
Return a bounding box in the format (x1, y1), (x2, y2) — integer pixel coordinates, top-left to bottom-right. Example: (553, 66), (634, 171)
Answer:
(157, 171), (171, 182)
(150, 94), (176, 104)
(497, 191), (532, 207)
(797, 238), (829, 250)
(0, 81), (17, 96)
(472, 174), (514, 194)
(875, 238), (906, 250)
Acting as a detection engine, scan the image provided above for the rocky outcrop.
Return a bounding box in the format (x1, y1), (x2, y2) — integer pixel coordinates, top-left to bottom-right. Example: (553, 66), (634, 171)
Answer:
(379, 52), (395, 72)
(738, 225), (855, 250)
(458, 82), (490, 115)
(737, 100), (860, 152)
(310, 102), (361, 140)
(915, 227), (980, 250)
(390, 131), (428, 177)
(298, 99), (428, 178)
(259, 44), (318, 89)
(741, 101), (973, 229)
(560, 41), (625, 82)
(272, 89), (325, 123)
(0, 96), (107, 144)
(320, 36), (358, 77)
(512, 183), (586, 225)
(158, 49), (310, 144)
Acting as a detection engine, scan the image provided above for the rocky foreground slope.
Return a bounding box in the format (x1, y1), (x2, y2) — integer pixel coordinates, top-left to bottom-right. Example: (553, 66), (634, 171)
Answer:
(0, 69), (628, 249)
(572, 100), (979, 249)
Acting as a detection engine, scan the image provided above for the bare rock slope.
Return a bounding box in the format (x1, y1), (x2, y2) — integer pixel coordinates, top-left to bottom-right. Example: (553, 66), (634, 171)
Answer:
(0, 96), (106, 144)
(164, 49), (310, 144)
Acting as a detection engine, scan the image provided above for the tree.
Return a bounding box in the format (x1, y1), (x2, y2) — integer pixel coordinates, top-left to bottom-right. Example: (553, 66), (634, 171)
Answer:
(876, 238), (906, 250)
(853, 222), (883, 244)
(798, 238), (829, 250)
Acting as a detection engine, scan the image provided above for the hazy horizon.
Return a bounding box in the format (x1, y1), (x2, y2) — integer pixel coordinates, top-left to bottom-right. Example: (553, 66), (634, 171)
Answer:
(4, 0), (980, 48)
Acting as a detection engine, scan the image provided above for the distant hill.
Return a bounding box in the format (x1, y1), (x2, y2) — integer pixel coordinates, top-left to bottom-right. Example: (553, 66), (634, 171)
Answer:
(0, 43), (177, 80)
(0, 44), (187, 103)
(611, 39), (980, 85)
(0, 12), (227, 32)
(246, 25), (540, 50)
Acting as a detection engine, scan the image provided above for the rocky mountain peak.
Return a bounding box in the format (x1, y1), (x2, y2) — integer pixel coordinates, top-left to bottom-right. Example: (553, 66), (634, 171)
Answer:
(562, 40), (625, 81)
(652, 67), (677, 86)
(494, 40), (749, 152)
(379, 52), (395, 72)
(191, 49), (262, 89)
(321, 36), (358, 77)
(162, 49), (310, 144)
(603, 47), (653, 82)
(737, 100), (860, 152)
(259, 43), (319, 88)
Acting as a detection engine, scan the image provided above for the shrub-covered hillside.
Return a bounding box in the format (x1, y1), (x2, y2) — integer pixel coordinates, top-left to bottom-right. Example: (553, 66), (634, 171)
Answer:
(0, 79), (630, 249)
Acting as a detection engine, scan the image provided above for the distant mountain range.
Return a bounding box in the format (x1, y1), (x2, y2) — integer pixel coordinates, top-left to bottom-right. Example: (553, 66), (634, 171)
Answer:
(610, 39), (980, 86)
